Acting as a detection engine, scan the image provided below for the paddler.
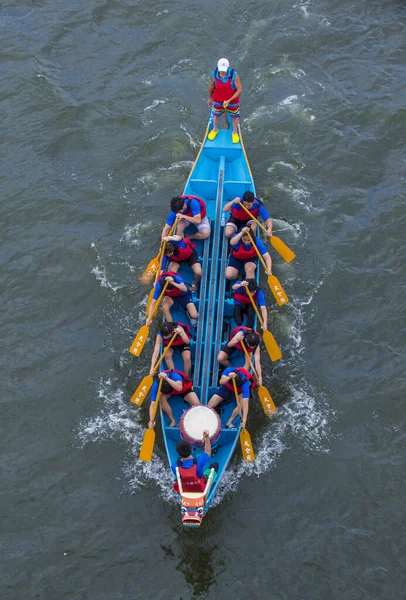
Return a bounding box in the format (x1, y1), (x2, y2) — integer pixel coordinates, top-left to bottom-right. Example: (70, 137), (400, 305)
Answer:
(225, 225), (272, 280)
(208, 368), (255, 429)
(148, 370), (199, 428)
(223, 191), (273, 239)
(147, 271), (199, 328)
(161, 195), (211, 240)
(161, 234), (202, 292)
(217, 327), (262, 385)
(232, 278), (267, 330)
(150, 321), (193, 377)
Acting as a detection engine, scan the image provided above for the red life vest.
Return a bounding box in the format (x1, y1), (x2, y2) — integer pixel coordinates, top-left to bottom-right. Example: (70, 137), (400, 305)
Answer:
(169, 239), (196, 263)
(233, 287), (258, 305)
(230, 326), (259, 352)
(225, 367), (255, 393)
(163, 369), (193, 395)
(158, 271), (184, 297)
(212, 70), (239, 104)
(173, 458), (207, 494)
(163, 322), (192, 348)
(230, 199), (260, 221)
(180, 195), (207, 219)
(231, 240), (257, 261)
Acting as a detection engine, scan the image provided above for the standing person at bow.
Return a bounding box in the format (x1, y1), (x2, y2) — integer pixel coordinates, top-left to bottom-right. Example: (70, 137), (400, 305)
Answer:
(147, 271), (198, 328)
(232, 278), (267, 330)
(217, 327), (262, 385)
(148, 370), (200, 428)
(161, 195), (211, 241)
(225, 226), (272, 281)
(207, 58), (242, 144)
(150, 321), (193, 377)
(208, 368), (255, 429)
(223, 191), (273, 239)
(161, 235), (202, 292)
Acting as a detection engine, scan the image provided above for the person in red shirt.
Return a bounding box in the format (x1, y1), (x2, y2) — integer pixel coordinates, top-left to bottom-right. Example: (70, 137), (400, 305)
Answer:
(207, 58), (242, 144)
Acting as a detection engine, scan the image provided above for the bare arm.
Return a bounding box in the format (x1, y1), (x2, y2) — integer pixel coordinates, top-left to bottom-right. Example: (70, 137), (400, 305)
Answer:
(158, 372), (182, 391)
(262, 251), (273, 275)
(207, 77), (215, 106)
(150, 336), (162, 374)
(223, 197), (239, 213)
(230, 226), (249, 246)
(202, 429), (211, 457)
(161, 223), (171, 239)
(260, 305), (268, 330)
(147, 299), (157, 325)
(224, 75), (242, 105)
(241, 396), (249, 428)
(177, 212), (201, 225)
(232, 280), (247, 291)
(264, 217), (273, 236)
(253, 345), (262, 384)
(228, 331), (244, 348)
(175, 325), (190, 344)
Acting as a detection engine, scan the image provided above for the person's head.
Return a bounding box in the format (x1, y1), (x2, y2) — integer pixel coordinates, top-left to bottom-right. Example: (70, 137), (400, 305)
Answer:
(171, 196), (185, 213)
(160, 321), (176, 339)
(242, 191), (255, 208)
(164, 242), (176, 257)
(233, 371), (244, 387)
(161, 378), (173, 395)
(241, 226), (253, 244)
(246, 278), (258, 292)
(245, 331), (260, 349)
(176, 440), (192, 458)
(217, 57), (230, 76)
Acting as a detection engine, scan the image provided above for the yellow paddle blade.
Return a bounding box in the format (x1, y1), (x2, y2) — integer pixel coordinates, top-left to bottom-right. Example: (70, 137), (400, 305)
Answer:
(146, 287), (154, 315)
(271, 236), (296, 263)
(268, 275), (289, 306)
(130, 375), (153, 406)
(258, 386), (278, 416)
(140, 257), (159, 284)
(139, 428), (155, 462)
(129, 324), (149, 357)
(263, 330), (282, 362)
(240, 428), (255, 462)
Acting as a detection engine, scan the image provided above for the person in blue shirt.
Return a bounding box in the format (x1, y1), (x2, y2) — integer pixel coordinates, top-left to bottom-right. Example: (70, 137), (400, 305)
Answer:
(208, 368), (253, 428)
(225, 226), (272, 280)
(223, 191), (273, 239)
(147, 271), (198, 328)
(161, 196), (211, 240)
(232, 279), (268, 329)
(172, 432), (218, 494)
(148, 370), (199, 428)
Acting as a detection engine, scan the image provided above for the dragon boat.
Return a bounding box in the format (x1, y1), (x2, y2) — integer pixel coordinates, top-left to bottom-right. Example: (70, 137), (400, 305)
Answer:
(133, 113), (282, 528)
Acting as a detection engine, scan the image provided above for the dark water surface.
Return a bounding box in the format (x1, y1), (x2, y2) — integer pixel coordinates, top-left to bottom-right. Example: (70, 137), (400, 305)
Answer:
(1, 1), (405, 598)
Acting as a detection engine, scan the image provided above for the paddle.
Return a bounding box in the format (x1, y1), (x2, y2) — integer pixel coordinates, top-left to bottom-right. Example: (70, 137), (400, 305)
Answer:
(141, 220), (178, 286)
(237, 200), (296, 263)
(145, 220), (178, 313)
(139, 379), (163, 462)
(246, 231), (289, 306)
(245, 286), (282, 362)
(232, 377), (255, 463)
(240, 340), (277, 416)
(130, 333), (178, 405)
(129, 281), (169, 357)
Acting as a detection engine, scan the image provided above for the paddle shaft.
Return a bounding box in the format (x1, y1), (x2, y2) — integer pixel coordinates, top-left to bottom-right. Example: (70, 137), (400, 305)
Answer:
(150, 378), (163, 424)
(148, 281), (169, 322)
(237, 200), (269, 236)
(151, 333), (178, 372)
(246, 231), (270, 274)
(245, 286), (265, 329)
(240, 339), (259, 381)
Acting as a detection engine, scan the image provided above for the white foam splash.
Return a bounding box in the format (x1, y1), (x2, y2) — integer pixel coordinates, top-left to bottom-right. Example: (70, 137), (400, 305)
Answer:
(144, 99), (168, 112)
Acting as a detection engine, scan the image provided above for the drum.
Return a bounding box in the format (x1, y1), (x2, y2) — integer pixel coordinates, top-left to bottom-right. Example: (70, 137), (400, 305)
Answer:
(179, 406), (222, 447)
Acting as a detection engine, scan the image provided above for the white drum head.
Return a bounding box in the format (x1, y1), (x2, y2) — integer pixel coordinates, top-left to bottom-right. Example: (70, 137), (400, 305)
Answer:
(182, 406), (220, 442)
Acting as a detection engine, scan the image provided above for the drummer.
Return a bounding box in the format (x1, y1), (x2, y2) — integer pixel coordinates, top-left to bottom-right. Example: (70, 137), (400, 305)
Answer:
(217, 326), (262, 385)
(148, 370), (199, 428)
(208, 367), (255, 429)
(150, 321), (193, 377)
(172, 430), (218, 494)
(225, 225), (272, 281)
(161, 234), (202, 292)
